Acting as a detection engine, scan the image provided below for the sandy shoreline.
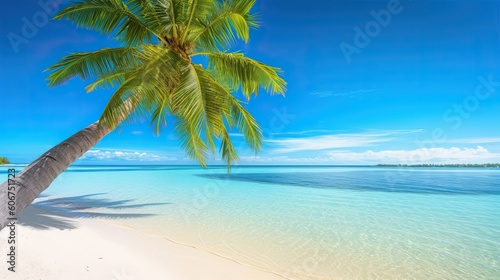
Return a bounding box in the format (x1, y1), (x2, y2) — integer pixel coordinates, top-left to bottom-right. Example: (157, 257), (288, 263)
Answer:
(0, 204), (283, 280)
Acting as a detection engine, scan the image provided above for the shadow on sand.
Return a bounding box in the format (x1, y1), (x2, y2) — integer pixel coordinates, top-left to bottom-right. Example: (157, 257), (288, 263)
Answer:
(18, 193), (170, 230)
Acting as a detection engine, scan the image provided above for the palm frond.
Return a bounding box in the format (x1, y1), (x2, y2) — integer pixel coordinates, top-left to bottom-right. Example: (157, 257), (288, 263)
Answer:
(175, 115), (209, 167)
(149, 94), (169, 136)
(193, 65), (230, 155)
(181, 0), (214, 43)
(125, 0), (159, 31)
(193, 66), (228, 134)
(207, 52), (286, 98)
(46, 47), (139, 86)
(85, 69), (129, 92)
(192, 0), (258, 51)
(99, 45), (185, 129)
(170, 64), (206, 131)
(54, 0), (163, 45)
(220, 129), (239, 173)
(170, 64), (213, 163)
(149, 0), (180, 39)
(225, 94), (262, 153)
(98, 77), (142, 129)
(127, 0), (181, 41)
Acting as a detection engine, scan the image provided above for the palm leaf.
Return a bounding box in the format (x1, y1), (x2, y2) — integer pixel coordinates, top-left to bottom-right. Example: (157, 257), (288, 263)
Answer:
(207, 52), (286, 98)
(149, 0), (180, 39)
(127, 0), (180, 41)
(220, 128), (239, 173)
(98, 76), (142, 129)
(99, 45), (185, 129)
(46, 47), (139, 86)
(149, 94), (170, 136)
(192, 0), (258, 51)
(181, 0), (214, 43)
(225, 94), (262, 153)
(175, 115), (209, 167)
(85, 69), (129, 92)
(54, 0), (163, 45)
(170, 64), (213, 163)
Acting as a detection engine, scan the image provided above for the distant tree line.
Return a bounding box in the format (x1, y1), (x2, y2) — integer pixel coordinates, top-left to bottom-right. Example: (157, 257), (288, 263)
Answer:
(377, 163), (500, 168)
(0, 157), (10, 165)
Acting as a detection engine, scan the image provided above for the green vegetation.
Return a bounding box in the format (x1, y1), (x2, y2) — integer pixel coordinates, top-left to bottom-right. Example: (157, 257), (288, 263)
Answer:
(47, 0), (286, 172)
(377, 163), (500, 168)
(0, 157), (10, 165)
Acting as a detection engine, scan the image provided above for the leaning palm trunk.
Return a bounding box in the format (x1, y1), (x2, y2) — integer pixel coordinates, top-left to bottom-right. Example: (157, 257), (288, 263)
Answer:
(0, 121), (110, 230)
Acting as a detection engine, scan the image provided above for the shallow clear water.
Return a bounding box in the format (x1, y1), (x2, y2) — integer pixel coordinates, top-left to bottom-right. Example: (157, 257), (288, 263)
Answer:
(5, 165), (500, 279)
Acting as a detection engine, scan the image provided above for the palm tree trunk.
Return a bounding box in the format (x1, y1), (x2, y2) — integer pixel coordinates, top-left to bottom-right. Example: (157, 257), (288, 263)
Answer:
(0, 121), (111, 230)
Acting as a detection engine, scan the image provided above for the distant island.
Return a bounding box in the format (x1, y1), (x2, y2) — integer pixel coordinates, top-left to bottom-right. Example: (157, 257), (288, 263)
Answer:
(0, 156), (10, 165)
(377, 163), (500, 168)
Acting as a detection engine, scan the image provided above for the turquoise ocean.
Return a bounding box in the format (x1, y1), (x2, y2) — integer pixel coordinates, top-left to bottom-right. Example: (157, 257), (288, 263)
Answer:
(3, 165), (500, 279)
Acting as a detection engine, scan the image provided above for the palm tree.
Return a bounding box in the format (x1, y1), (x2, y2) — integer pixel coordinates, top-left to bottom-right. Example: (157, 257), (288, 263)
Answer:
(0, 0), (285, 230)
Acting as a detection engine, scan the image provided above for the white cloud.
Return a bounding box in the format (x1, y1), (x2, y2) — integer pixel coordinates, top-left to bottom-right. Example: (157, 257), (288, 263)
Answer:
(238, 146), (500, 164)
(266, 130), (422, 153)
(81, 149), (177, 162)
(327, 146), (498, 164)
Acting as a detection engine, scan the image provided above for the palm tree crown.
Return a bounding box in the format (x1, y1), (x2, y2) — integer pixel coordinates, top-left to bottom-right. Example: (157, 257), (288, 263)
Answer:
(46, 0), (286, 170)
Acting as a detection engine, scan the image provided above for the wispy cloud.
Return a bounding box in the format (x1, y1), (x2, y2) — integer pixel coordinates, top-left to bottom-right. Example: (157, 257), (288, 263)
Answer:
(266, 130), (422, 153)
(269, 129), (339, 136)
(228, 133), (244, 137)
(309, 88), (376, 98)
(81, 149), (177, 162)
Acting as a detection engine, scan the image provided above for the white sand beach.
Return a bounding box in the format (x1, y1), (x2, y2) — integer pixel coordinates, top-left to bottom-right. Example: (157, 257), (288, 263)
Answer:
(0, 203), (283, 280)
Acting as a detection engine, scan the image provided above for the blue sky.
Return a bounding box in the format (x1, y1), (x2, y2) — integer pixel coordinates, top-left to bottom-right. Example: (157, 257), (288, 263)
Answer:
(1, 0), (500, 165)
